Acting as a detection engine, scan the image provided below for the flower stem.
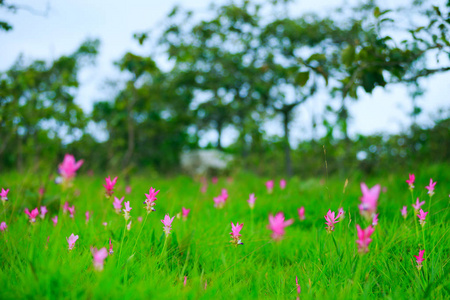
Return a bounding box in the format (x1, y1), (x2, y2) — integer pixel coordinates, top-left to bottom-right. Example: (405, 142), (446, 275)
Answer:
(117, 218), (127, 267)
(131, 213), (149, 256)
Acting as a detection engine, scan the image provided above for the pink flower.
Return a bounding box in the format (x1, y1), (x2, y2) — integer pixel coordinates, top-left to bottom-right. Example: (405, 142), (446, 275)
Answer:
(280, 179), (286, 190)
(356, 224), (375, 253)
(109, 238), (113, 255)
(85, 211), (91, 224)
(184, 276), (187, 286)
(265, 180), (274, 193)
(412, 198), (425, 212)
(103, 176), (118, 198)
(137, 216), (143, 222)
(161, 214), (175, 236)
(230, 222), (244, 246)
(24, 208), (39, 223)
(295, 276), (301, 295)
(414, 249), (425, 270)
(298, 207), (305, 221)
(58, 154), (83, 180)
(401, 206), (407, 219)
(338, 208), (345, 220)
(425, 178), (437, 197)
(38, 187), (45, 197)
(127, 220), (132, 231)
(125, 185), (132, 194)
(113, 196), (124, 214)
(182, 207), (190, 220)
(63, 202), (70, 214)
(123, 201), (132, 221)
(211, 177), (218, 184)
(91, 247), (108, 271)
(67, 233), (79, 250)
(144, 187), (159, 213)
(221, 189), (228, 201)
(248, 193), (256, 209)
(406, 174), (415, 190)
(372, 213), (379, 226)
(52, 216), (58, 226)
(267, 212), (293, 240)
(359, 183), (380, 219)
(1, 188), (9, 204)
(324, 209), (342, 233)
(200, 184), (207, 194)
(40, 206), (48, 219)
(68, 206), (75, 218)
(213, 194), (226, 209)
(0, 222), (7, 231)
(102, 222), (108, 227)
(417, 209), (428, 227)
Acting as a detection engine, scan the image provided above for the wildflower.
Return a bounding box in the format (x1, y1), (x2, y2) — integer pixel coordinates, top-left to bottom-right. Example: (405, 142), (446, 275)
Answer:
(295, 277), (301, 298)
(0, 222), (7, 231)
(211, 177), (218, 184)
(127, 221), (132, 231)
(85, 211), (91, 224)
(372, 213), (379, 226)
(338, 207), (345, 220)
(280, 179), (286, 190)
(425, 178), (437, 197)
(68, 206), (75, 218)
(184, 276), (187, 286)
(161, 214), (175, 237)
(359, 183), (380, 219)
(144, 187), (159, 213)
(1, 188), (9, 205)
(265, 180), (274, 194)
(406, 174), (415, 190)
(137, 216), (143, 222)
(230, 222), (244, 246)
(213, 194), (226, 208)
(109, 238), (113, 255)
(298, 207), (305, 221)
(248, 193), (256, 209)
(40, 206), (48, 219)
(103, 176), (118, 198)
(200, 184), (207, 194)
(91, 247), (108, 271)
(356, 224), (375, 253)
(412, 198), (425, 212)
(123, 201), (132, 221)
(401, 206), (407, 219)
(324, 209), (342, 233)
(67, 233), (79, 250)
(417, 209), (428, 227)
(182, 207), (190, 220)
(102, 222), (108, 227)
(24, 208), (39, 223)
(38, 187), (45, 197)
(58, 154), (83, 185)
(126, 185), (132, 194)
(63, 202), (70, 214)
(113, 196), (124, 214)
(52, 216), (58, 226)
(414, 249), (425, 270)
(267, 212), (293, 240)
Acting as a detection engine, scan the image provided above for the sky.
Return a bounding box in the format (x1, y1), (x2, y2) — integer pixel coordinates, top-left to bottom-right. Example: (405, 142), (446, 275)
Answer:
(1, 0), (449, 147)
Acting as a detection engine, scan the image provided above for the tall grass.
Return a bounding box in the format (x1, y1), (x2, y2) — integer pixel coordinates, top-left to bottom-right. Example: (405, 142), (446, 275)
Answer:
(0, 165), (449, 299)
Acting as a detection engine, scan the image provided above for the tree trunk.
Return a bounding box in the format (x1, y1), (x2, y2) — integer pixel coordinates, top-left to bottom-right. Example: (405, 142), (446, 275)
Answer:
(217, 121), (223, 150)
(282, 110), (292, 178)
(122, 89), (136, 169)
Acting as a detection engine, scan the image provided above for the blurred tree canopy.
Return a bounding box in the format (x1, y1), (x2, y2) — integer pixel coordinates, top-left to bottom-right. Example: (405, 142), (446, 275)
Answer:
(0, 0), (449, 177)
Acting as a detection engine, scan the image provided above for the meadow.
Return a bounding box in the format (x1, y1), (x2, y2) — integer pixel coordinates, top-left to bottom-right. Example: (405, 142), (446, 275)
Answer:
(0, 158), (449, 299)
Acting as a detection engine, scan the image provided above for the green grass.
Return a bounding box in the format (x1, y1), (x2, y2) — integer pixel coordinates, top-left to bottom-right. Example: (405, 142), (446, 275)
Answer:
(0, 165), (449, 299)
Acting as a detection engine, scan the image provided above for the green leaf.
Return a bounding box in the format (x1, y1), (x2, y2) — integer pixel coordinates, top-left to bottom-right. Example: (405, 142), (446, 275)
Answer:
(295, 71), (310, 87)
(342, 45), (355, 67)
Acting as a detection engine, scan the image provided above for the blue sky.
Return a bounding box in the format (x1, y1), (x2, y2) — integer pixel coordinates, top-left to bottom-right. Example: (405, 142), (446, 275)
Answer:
(1, 0), (449, 146)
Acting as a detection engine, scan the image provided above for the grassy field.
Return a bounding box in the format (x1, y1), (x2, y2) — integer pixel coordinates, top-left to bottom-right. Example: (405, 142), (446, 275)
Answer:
(0, 164), (449, 299)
